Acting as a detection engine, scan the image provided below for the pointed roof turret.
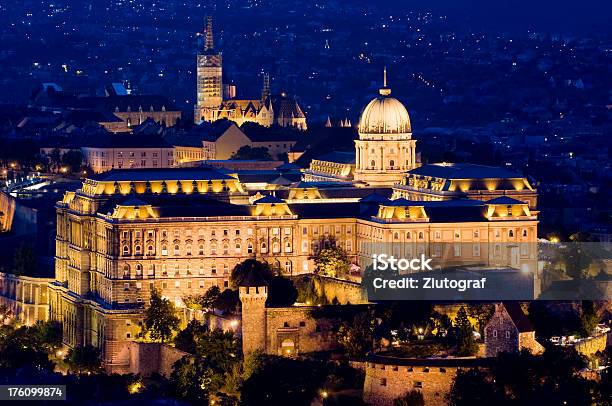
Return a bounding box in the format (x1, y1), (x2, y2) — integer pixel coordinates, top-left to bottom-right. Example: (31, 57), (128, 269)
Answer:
(325, 116), (332, 127)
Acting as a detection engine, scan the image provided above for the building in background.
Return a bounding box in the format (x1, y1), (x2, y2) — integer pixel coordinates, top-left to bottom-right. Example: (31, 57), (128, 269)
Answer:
(194, 18), (307, 130)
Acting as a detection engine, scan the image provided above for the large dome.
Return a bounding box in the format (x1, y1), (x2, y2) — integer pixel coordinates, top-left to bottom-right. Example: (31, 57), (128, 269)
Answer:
(358, 72), (411, 135)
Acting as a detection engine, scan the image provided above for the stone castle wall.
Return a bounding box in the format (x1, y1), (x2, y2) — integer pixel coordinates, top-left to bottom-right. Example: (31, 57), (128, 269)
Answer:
(264, 306), (337, 355)
(361, 360), (458, 406)
(311, 275), (368, 305)
(126, 342), (189, 377)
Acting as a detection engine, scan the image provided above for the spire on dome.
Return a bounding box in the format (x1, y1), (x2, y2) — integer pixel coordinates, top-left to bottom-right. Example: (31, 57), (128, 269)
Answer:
(379, 66), (391, 96)
(325, 116), (332, 127)
(204, 16), (214, 51)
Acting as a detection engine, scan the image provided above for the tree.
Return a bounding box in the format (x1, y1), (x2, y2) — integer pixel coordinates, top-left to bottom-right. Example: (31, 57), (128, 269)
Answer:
(32, 320), (63, 352)
(230, 145), (272, 161)
(202, 286), (222, 309)
(394, 389), (425, 406)
(447, 368), (499, 406)
(13, 242), (37, 276)
(311, 238), (351, 278)
(467, 303), (494, 336)
(580, 300), (599, 337)
(174, 319), (208, 354)
(266, 277), (298, 307)
(230, 259), (273, 289)
(241, 356), (327, 406)
(142, 288), (180, 343)
(337, 311), (374, 358)
(454, 306), (478, 356)
(60, 150), (84, 173)
(171, 329), (240, 403)
(65, 345), (101, 374)
(213, 289), (239, 315)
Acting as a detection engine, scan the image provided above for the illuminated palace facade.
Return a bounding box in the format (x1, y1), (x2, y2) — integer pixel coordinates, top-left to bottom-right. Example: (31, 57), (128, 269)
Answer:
(42, 71), (540, 372)
(194, 17), (307, 130)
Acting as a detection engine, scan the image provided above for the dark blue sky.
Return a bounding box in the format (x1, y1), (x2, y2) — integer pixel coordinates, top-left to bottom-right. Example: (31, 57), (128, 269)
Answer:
(391, 0), (611, 34)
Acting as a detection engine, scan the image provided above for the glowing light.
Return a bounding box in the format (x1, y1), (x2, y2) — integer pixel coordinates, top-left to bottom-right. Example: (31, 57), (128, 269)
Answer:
(321, 390), (328, 398)
(128, 381), (143, 394)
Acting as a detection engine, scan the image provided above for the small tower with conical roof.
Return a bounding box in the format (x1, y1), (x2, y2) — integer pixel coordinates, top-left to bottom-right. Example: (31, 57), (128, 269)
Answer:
(261, 72), (270, 102)
(239, 270), (268, 355)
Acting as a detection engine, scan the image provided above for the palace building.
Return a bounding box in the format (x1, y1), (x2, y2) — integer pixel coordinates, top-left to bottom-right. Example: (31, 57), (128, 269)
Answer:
(0, 68), (541, 373)
(194, 17), (307, 130)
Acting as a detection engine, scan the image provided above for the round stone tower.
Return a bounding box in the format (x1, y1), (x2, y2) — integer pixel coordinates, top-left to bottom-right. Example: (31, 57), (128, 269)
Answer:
(238, 270), (268, 356)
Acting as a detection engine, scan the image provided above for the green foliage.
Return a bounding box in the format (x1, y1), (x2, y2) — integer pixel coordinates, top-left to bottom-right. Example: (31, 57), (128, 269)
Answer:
(580, 300), (599, 337)
(32, 320), (63, 352)
(394, 389), (425, 406)
(174, 319), (208, 354)
(311, 238), (351, 278)
(337, 311), (374, 358)
(214, 289), (240, 315)
(202, 286), (222, 309)
(65, 345), (102, 374)
(61, 150), (84, 172)
(230, 145), (272, 161)
(449, 347), (595, 405)
(171, 329), (240, 403)
(447, 368), (498, 406)
(0, 323), (55, 370)
(467, 303), (494, 336)
(142, 288), (180, 343)
(454, 306), (478, 356)
(13, 242), (37, 276)
(230, 259), (274, 289)
(241, 355), (327, 406)
(266, 276), (298, 307)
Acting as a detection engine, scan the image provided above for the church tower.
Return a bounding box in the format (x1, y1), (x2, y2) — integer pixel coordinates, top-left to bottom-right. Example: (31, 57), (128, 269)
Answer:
(195, 16), (223, 123)
(354, 68), (417, 186)
(239, 271), (268, 356)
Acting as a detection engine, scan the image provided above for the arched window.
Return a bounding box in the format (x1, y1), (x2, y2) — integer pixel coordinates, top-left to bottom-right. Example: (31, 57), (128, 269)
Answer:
(418, 232), (424, 240)
(198, 244), (204, 255)
(122, 245), (129, 256)
(284, 241), (292, 253)
(508, 230), (514, 238)
(147, 245), (154, 255)
(135, 264), (142, 276)
(273, 241), (280, 253)
(122, 264), (130, 278)
(235, 243), (241, 254)
(247, 242), (254, 254)
(371, 160), (376, 168)
(261, 242), (268, 253)
(223, 244), (229, 255)
(161, 245), (168, 256)
(186, 244), (192, 256)
(406, 232), (411, 240)
(394, 232), (399, 240)
(389, 160), (395, 168)
(134, 245), (141, 255)
(210, 243), (217, 255)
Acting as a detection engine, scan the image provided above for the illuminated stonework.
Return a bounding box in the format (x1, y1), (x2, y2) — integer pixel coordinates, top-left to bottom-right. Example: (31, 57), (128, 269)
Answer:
(354, 69), (417, 186)
(194, 18), (307, 130)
